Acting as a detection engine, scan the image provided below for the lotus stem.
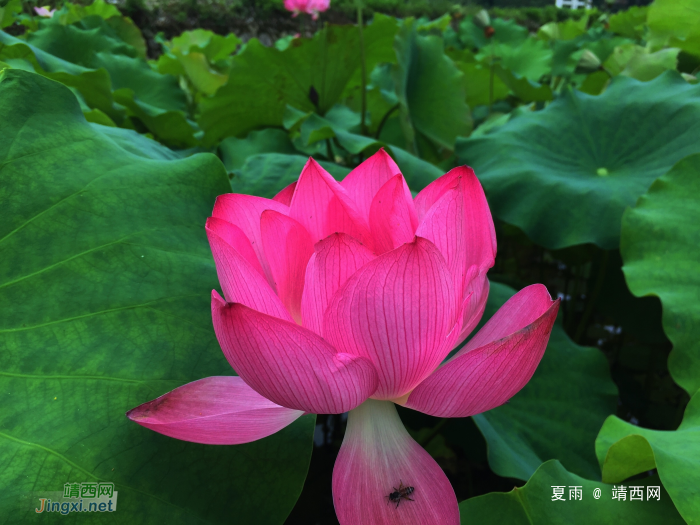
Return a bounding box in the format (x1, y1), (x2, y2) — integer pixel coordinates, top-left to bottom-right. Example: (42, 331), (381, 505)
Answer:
(375, 103), (400, 139)
(358, 3), (367, 135)
(488, 41), (495, 116)
(574, 250), (609, 344)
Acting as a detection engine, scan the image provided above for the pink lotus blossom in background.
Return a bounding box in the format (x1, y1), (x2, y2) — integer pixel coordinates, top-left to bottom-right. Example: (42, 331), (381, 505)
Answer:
(34, 6), (55, 17)
(127, 149), (559, 524)
(284, 0), (330, 20)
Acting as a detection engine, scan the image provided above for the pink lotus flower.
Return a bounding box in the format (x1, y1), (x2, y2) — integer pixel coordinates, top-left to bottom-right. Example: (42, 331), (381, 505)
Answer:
(33, 6), (55, 17)
(127, 150), (559, 524)
(284, 0), (330, 20)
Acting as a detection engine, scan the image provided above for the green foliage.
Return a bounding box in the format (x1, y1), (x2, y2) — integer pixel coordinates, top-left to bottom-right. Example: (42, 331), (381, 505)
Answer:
(199, 15), (398, 146)
(456, 72), (700, 250)
(607, 6), (648, 40)
(1, 0), (699, 521)
(0, 69), (314, 522)
(647, 0), (700, 57)
(596, 392), (700, 524)
(0, 0), (21, 28)
(472, 283), (617, 481)
(156, 29), (241, 97)
(392, 18), (471, 154)
(621, 154), (700, 398)
(458, 460), (685, 524)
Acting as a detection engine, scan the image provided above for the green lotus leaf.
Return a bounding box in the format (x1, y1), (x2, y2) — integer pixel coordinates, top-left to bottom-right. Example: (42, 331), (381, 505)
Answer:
(22, 19), (197, 147)
(495, 65), (553, 103)
(605, 44), (680, 82)
(538, 16), (589, 41)
(471, 283), (616, 481)
(0, 0), (21, 29)
(51, 0), (121, 26)
(0, 69), (314, 523)
(647, 0), (700, 57)
(156, 29), (241, 96)
(456, 72), (700, 249)
(621, 153), (700, 397)
(199, 15), (398, 146)
(0, 31), (119, 118)
(392, 19), (471, 154)
(477, 38), (553, 82)
(459, 460), (684, 524)
(457, 61), (509, 108)
(596, 391), (700, 523)
(231, 153), (351, 197)
(607, 6), (648, 39)
(92, 123), (182, 160)
(550, 30), (632, 78)
(457, 17), (528, 50)
(219, 128), (296, 173)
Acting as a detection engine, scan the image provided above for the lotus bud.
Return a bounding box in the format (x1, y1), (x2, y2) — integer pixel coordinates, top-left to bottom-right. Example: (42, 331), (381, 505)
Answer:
(473, 9), (491, 29)
(575, 49), (602, 74)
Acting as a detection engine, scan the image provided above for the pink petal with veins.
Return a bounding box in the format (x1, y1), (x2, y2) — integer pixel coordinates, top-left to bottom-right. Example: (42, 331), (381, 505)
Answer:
(341, 148), (402, 223)
(405, 285), (559, 417)
(289, 158), (373, 248)
(323, 238), (457, 400)
(127, 376), (303, 445)
(273, 182), (297, 206)
(261, 210), (314, 324)
(212, 294), (378, 413)
(206, 218), (293, 321)
(301, 233), (375, 336)
(369, 174), (418, 255)
(211, 194), (289, 288)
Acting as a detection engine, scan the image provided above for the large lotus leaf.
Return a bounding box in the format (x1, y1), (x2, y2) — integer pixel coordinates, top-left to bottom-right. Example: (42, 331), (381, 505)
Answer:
(471, 283), (616, 481)
(0, 0), (21, 28)
(495, 65), (553, 103)
(458, 460), (684, 524)
(27, 16), (138, 67)
(23, 19), (195, 147)
(458, 17), (528, 50)
(550, 30), (632, 78)
(608, 6), (648, 39)
(97, 52), (197, 148)
(92, 123), (182, 160)
(0, 70), (314, 523)
(231, 153), (351, 197)
(595, 392), (700, 524)
(457, 61), (509, 108)
(605, 44), (680, 82)
(166, 28), (241, 62)
(157, 29), (240, 96)
(45, 0), (147, 59)
(647, 0), (700, 57)
(199, 16), (398, 146)
(392, 19), (471, 153)
(389, 145), (445, 191)
(219, 128), (296, 173)
(159, 51), (228, 96)
(620, 154), (700, 396)
(53, 0), (120, 26)
(27, 21), (186, 113)
(538, 16), (589, 41)
(478, 38), (553, 82)
(456, 72), (700, 250)
(0, 31), (119, 119)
